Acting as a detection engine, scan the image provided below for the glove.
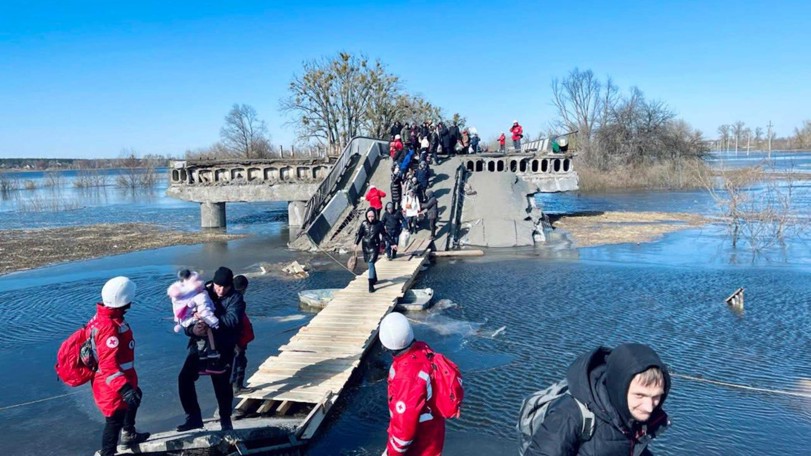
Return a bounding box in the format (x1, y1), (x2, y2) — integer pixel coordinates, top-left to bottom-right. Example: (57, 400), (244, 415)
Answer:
(119, 384), (142, 408)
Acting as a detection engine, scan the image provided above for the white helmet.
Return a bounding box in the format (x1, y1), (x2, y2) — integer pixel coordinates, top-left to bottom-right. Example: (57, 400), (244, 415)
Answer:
(101, 276), (136, 308)
(379, 313), (414, 350)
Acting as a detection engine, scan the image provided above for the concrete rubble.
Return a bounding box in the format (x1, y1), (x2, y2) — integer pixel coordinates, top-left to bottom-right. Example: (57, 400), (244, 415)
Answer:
(458, 172), (544, 248)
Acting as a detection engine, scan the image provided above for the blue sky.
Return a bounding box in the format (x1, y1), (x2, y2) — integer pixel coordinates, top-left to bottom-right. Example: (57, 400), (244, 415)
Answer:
(1, 0), (809, 158)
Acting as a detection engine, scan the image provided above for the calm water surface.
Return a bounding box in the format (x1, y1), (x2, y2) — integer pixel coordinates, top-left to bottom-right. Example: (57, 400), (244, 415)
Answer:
(0, 161), (809, 455)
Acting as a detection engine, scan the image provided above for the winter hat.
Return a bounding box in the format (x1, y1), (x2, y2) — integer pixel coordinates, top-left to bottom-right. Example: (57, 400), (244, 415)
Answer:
(102, 276), (136, 308)
(213, 266), (234, 287)
(233, 274), (248, 292)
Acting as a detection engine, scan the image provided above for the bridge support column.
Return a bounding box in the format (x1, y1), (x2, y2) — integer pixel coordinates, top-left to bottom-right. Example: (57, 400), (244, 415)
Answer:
(201, 202), (226, 229)
(288, 200), (306, 227)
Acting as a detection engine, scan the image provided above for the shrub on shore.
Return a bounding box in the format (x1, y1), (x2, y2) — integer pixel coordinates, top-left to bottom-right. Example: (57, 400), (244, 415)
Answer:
(576, 157), (710, 192)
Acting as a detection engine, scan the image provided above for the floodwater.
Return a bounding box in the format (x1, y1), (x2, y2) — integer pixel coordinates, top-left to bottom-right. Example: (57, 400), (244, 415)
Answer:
(1, 157), (810, 455)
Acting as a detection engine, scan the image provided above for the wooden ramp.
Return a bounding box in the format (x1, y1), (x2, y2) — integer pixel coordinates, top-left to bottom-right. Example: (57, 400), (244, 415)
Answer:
(234, 236), (431, 440)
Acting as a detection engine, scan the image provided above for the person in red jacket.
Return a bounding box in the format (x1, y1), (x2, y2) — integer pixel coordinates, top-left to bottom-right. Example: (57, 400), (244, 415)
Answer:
(89, 276), (149, 456)
(390, 134), (404, 161)
(510, 120), (524, 151)
(365, 184), (387, 219)
(498, 132), (506, 153)
(379, 313), (445, 456)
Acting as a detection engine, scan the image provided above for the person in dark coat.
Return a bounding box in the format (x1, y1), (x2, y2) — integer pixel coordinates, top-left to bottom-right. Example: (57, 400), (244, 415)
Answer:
(415, 161), (431, 203)
(390, 169), (403, 211)
(526, 343), (671, 456)
(390, 121), (402, 140)
(429, 126), (441, 164)
(177, 266), (246, 432)
(381, 202), (405, 260)
(355, 208), (385, 293)
(448, 122), (461, 155)
(420, 190), (439, 239)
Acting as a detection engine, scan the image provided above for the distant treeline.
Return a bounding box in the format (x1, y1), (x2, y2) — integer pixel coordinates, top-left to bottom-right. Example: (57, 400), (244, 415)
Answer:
(0, 155), (170, 171)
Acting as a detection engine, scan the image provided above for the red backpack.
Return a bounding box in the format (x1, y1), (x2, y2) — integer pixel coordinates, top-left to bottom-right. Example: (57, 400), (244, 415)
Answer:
(237, 313), (255, 348)
(55, 326), (98, 387)
(427, 351), (464, 419)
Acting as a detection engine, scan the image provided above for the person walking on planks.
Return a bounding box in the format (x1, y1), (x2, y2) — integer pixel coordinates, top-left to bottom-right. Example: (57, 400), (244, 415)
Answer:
(177, 266), (245, 432)
(379, 313), (447, 456)
(355, 208), (385, 293)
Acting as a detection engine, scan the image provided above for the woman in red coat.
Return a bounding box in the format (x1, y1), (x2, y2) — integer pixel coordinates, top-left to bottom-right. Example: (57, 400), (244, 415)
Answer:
(365, 184), (387, 219)
(510, 120), (523, 151)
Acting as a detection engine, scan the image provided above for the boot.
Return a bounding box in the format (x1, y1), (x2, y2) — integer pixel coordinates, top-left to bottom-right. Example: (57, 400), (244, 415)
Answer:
(372, 276), (378, 285)
(368, 279), (375, 293)
(220, 418), (233, 431)
(176, 415), (204, 432)
(118, 429), (150, 450)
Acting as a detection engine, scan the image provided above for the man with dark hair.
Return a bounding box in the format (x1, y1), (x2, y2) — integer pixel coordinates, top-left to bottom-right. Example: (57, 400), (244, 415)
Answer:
(177, 266), (245, 432)
(526, 343), (670, 456)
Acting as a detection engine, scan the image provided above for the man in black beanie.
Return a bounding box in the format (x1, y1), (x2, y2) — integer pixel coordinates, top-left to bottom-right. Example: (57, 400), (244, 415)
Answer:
(176, 266), (245, 432)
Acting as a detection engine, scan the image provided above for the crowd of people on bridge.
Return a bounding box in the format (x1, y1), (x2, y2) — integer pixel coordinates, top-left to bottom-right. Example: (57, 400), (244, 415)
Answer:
(386, 119), (526, 158)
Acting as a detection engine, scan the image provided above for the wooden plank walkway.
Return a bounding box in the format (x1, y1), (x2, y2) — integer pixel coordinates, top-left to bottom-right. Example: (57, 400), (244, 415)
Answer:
(234, 232), (432, 427)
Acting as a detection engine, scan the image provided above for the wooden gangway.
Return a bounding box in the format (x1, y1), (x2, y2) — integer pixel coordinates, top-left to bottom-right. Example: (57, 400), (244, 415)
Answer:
(233, 234), (433, 441)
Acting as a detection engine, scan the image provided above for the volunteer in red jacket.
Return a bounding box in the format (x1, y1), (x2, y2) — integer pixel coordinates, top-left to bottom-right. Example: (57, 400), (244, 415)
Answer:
(89, 276), (150, 456)
(365, 184), (387, 219)
(510, 120), (524, 151)
(379, 313), (445, 456)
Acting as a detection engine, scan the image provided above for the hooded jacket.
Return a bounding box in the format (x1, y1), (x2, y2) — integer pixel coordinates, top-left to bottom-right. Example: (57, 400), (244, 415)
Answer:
(382, 204), (405, 235)
(355, 210), (385, 262)
(365, 186), (387, 210)
(527, 345), (670, 456)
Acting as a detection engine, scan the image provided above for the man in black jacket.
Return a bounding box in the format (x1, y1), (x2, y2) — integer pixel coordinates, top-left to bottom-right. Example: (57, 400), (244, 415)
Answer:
(527, 343), (670, 456)
(381, 202), (404, 260)
(421, 190), (439, 239)
(177, 266), (246, 432)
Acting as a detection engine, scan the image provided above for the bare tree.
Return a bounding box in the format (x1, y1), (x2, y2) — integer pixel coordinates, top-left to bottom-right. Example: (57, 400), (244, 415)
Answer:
(754, 126), (763, 149)
(220, 104), (272, 159)
(551, 68), (604, 141)
(280, 52), (397, 153)
(793, 120), (811, 149)
(717, 124), (731, 151)
(732, 121), (746, 153)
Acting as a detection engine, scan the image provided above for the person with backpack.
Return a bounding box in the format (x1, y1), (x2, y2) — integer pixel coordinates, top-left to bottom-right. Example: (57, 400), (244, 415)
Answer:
(378, 312), (463, 456)
(517, 343), (671, 456)
(177, 266), (246, 432)
(87, 276), (150, 456)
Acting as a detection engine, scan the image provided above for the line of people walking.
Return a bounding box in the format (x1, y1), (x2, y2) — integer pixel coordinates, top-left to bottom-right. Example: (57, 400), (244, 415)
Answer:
(357, 141), (439, 293)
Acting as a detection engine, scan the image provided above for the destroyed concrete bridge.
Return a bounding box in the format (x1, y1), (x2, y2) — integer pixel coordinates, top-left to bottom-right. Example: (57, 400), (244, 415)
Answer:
(166, 136), (579, 249)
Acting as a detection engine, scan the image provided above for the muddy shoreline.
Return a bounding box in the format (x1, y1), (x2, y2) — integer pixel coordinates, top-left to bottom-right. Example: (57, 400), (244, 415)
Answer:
(0, 223), (244, 276)
(551, 211), (707, 247)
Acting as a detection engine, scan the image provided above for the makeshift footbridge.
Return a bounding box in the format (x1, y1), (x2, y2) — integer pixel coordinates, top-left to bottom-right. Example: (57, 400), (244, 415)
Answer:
(130, 136), (571, 455)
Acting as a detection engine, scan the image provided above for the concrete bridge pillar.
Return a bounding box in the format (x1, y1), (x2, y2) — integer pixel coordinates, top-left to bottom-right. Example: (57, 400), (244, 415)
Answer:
(201, 202), (226, 229)
(288, 200), (307, 227)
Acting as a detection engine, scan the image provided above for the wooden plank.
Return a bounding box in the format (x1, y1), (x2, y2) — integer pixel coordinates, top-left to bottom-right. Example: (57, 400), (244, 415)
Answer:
(276, 400), (294, 415)
(256, 400), (277, 414)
